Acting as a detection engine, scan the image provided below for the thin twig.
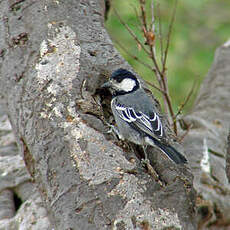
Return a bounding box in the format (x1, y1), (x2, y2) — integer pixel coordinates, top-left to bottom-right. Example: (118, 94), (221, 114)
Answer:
(138, 0), (164, 86)
(129, 4), (143, 30)
(139, 0), (148, 31)
(138, 0), (163, 85)
(165, 91), (177, 135)
(178, 124), (193, 142)
(150, 0), (162, 91)
(174, 81), (196, 119)
(162, 0), (178, 73)
(131, 5), (143, 29)
(144, 79), (166, 94)
(152, 43), (177, 132)
(149, 47), (168, 114)
(138, 0), (177, 133)
(150, 0), (178, 134)
(112, 36), (155, 72)
(151, 0), (155, 31)
(149, 47), (164, 81)
(149, 46), (172, 124)
(150, 0), (157, 68)
(113, 7), (151, 56)
(156, 3), (164, 65)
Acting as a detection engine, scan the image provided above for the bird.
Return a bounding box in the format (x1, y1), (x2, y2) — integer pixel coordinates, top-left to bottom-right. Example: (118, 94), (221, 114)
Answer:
(101, 68), (187, 164)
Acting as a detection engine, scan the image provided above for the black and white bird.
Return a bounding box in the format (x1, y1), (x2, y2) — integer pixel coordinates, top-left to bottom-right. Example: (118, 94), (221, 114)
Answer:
(101, 68), (187, 164)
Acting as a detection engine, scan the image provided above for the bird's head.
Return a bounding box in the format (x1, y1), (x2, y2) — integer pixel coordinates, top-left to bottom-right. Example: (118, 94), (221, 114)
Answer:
(101, 68), (140, 96)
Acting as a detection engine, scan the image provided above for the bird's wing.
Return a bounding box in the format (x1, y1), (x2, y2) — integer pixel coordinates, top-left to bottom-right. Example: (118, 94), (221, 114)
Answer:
(114, 102), (164, 139)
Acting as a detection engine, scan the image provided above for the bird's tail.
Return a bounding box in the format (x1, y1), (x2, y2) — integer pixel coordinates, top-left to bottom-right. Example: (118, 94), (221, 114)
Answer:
(148, 137), (187, 164)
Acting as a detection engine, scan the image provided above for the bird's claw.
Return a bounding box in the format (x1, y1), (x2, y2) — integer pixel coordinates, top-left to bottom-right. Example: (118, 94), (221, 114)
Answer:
(141, 158), (150, 167)
(104, 122), (124, 140)
(141, 158), (164, 186)
(106, 127), (113, 134)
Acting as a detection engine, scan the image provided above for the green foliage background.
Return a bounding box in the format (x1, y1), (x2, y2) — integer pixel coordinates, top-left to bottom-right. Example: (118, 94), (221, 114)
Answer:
(106, 0), (230, 114)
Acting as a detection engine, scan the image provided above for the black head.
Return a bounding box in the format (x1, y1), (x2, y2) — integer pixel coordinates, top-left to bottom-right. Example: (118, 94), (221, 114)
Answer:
(111, 68), (138, 82)
(101, 68), (140, 96)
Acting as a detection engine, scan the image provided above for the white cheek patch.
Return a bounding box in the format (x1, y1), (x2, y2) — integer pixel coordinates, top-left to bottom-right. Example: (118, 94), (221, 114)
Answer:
(115, 78), (136, 92)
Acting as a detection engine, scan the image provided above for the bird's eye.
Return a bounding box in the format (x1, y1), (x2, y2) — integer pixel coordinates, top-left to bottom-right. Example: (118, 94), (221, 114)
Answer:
(116, 76), (123, 83)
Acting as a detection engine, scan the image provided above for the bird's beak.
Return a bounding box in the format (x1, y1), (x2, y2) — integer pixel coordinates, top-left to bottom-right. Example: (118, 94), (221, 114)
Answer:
(101, 81), (112, 88)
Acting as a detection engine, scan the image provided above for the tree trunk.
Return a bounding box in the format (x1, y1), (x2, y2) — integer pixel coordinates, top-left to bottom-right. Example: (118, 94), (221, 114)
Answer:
(183, 41), (230, 229)
(0, 0), (228, 229)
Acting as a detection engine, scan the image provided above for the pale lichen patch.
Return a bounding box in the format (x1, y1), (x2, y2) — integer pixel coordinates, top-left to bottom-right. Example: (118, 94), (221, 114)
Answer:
(35, 22), (133, 185)
(110, 174), (182, 229)
(36, 22), (81, 121)
(40, 40), (49, 57)
(35, 22), (84, 170)
(201, 138), (210, 174)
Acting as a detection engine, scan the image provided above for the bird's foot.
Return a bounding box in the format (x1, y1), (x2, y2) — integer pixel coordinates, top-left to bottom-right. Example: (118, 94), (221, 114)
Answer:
(141, 158), (150, 167)
(104, 122), (124, 140)
(141, 158), (164, 187)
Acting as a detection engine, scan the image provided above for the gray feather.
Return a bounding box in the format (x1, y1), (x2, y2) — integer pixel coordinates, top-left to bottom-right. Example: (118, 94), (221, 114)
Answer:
(112, 88), (164, 140)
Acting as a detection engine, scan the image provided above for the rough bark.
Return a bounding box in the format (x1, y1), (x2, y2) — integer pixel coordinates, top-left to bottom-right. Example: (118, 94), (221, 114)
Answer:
(1, 0), (228, 230)
(0, 0), (197, 229)
(0, 100), (52, 229)
(226, 132), (230, 183)
(182, 41), (230, 229)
